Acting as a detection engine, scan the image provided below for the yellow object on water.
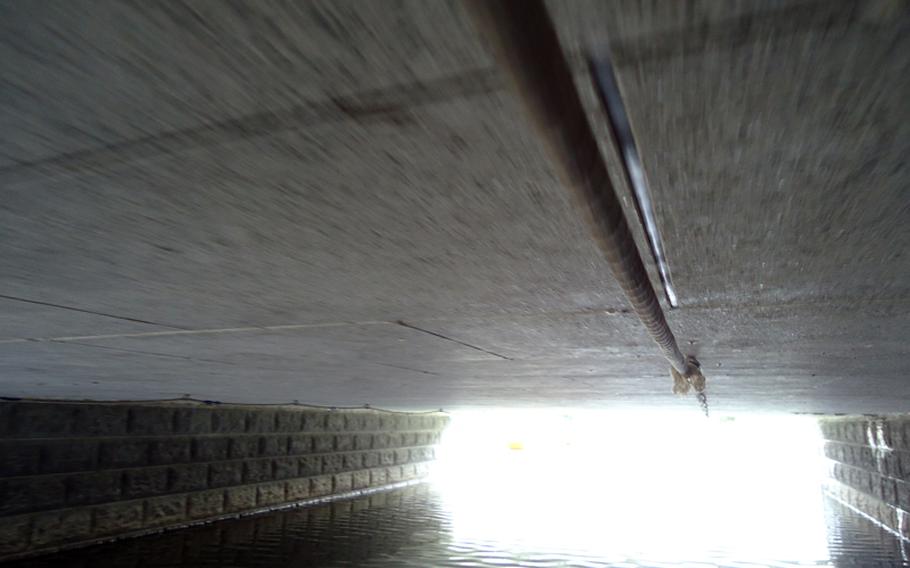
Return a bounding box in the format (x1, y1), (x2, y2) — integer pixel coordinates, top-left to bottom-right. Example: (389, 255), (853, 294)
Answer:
(508, 441), (524, 450)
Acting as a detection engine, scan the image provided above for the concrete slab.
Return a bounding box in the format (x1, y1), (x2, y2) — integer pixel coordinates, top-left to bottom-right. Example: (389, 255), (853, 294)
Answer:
(0, 1), (488, 166)
(0, 1), (907, 414)
(1, 93), (623, 330)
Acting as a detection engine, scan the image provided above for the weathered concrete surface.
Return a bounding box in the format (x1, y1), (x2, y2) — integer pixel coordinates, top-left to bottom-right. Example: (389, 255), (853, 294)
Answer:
(0, 1), (908, 413)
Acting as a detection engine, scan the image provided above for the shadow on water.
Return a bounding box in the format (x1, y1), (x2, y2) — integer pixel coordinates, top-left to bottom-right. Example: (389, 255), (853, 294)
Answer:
(7, 483), (909, 568)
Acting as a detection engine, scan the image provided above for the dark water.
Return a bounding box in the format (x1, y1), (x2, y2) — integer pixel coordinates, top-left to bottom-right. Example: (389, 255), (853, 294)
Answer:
(8, 483), (908, 567)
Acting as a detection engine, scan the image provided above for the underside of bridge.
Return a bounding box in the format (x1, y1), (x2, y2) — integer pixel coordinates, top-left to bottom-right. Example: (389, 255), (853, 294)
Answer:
(1, 0), (908, 415)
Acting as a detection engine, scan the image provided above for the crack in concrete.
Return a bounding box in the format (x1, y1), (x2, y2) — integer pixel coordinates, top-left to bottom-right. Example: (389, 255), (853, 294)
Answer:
(0, 294), (181, 330)
(375, 363), (440, 376)
(395, 320), (513, 361)
(0, 320), (392, 345)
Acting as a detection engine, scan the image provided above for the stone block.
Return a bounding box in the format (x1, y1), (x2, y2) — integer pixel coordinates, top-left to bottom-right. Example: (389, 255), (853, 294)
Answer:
(246, 411), (276, 434)
(259, 435), (287, 457)
(363, 452), (380, 468)
(858, 447), (875, 469)
(303, 412), (327, 432)
(149, 438), (192, 465)
(387, 466), (402, 482)
(880, 452), (900, 478)
(334, 434), (353, 451)
(275, 410), (303, 433)
(372, 433), (391, 449)
(230, 437), (259, 459)
(209, 462), (243, 487)
(67, 470), (122, 506)
(363, 415), (381, 431)
(193, 437), (230, 461)
(286, 478), (310, 501)
(881, 476), (897, 504)
(174, 408), (212, 434)
(353, 470), (370, 489)
(44, 439), (98, 474)
(93, 501), (143, 535)
(899, 509), (910, 540)
(310, 476), (332, 496)
(32, 508), (92, 547)
(313, 434), (334, 453)
(99, 440), (148, 468)
(273, 457), (298, 480)
(288, 435), (312, 455)
(72, 405), (129, 437)
(326, 413), (345, 432)
(878, 502), (898, 530)
(896, 480), (910, 510)
(0, 476), (67, 515)
(345, 414), (365, 431)
(0, 441), (42, 476)
(343, 453), (363, 471)
(243, 460), (272, 483)
(322, 455), (343, 474)
(188, 490), (224, 520)
(388, 450), (402, 465)
(10, 403), (75, 438)
(333, 472), (353, 492)
(354, 434), (372, 451)
(0, 515), (31, 556)
(144, 495), (187, 528)
(224, 486), (256, 512)
(128, 406), (174, 436)
(123, 467), (168, 498)
(898, 421), (910, 451)
(898, 452), (910, 481)
(169, 463), (209, 492)
(257, 482), (286, 506)
(211, 410), (247, 434)
(298, 456), (322, 477)
(370, 468), (388, 486)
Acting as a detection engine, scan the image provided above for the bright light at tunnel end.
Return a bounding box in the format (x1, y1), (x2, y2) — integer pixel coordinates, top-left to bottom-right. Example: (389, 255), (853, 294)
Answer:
(430, 409), (830, 563)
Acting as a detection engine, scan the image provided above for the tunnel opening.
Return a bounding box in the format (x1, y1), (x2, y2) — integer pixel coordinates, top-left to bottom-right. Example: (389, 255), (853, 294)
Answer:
(3, 402), (909, 565)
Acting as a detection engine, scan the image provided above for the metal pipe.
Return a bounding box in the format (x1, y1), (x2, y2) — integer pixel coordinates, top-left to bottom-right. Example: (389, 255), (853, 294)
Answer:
(589, 55), (679, 309)
(465, 0), (691, 375)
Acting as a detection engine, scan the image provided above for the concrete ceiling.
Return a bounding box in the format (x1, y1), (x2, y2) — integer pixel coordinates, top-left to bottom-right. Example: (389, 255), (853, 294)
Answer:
(1, 1), (908, 413)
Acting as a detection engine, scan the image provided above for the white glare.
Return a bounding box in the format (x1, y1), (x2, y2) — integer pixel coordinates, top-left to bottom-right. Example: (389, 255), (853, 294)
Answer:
(431, 410), (829, 563)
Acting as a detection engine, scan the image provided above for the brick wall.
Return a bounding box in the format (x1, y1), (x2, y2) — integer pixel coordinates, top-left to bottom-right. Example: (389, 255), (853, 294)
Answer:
(819, 415), (910, 540)
(0, 401), (448, 560)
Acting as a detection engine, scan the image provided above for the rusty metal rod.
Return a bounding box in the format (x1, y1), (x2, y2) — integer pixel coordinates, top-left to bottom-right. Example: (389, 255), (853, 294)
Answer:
(465, 0), (690, 374)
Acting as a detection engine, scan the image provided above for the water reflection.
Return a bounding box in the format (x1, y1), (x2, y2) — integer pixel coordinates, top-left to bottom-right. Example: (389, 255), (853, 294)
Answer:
(9, 412), (909, 567)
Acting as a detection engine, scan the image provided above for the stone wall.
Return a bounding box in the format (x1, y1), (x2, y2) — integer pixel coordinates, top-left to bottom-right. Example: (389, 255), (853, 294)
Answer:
(819, 415), (910, 540)
(0, 400), (447, 560)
